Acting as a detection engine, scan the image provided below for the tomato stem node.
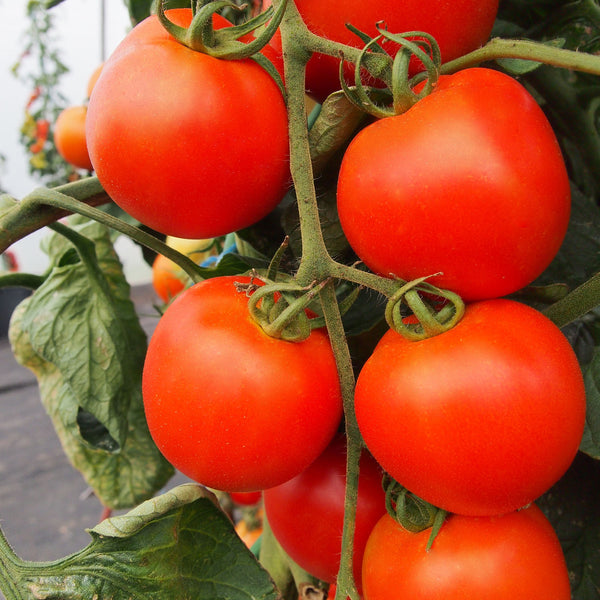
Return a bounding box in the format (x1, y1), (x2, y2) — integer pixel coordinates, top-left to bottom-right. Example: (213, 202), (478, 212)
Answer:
(384, 276), (465, 340)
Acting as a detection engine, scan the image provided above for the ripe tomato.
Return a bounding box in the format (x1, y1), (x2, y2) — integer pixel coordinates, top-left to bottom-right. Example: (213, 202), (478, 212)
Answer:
(266, 0), (498, 102)
(152, 253), (187, 303)
(86, 63), (104, 98)
(54, 105), (93, 171)
(142, 275), (343, 491)
(337, 68), (571, 301)
(230, 491), (263, 506)
(362, 505), (571, 600)
(86, 9), (290, 239)
(151, 237), (217, 303)
(355, 299), (586, 517)
(264, 433), (386, 592)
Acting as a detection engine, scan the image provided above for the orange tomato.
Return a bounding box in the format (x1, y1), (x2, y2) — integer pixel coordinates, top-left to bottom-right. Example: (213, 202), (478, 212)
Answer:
(152, 254), (187, 303)
(54, 106), (93, 171)
(87, 63), (104, 98)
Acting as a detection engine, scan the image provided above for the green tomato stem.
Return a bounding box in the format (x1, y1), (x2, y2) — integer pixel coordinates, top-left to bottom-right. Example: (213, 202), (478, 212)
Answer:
(0, 272), (45, 290)
(318, 281), (361, 600)
(0, 177), (109, 255)
(0, 183), (205, 285)
(543, 271), (600, 327)
(441, 37), (600, 75)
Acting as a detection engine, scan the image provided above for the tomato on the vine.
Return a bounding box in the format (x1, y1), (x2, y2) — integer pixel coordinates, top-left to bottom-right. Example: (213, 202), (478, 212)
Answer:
(264, 433), (386, 592)
(86, 8), (290, 239)
(266, 0), (499, 102)
(86, 63), (104, 98)
(54, 105), (93, 171)
(142, 275), (343, 492)
(151, 236), (217, 303)
(355, 299), (586, 517)
(230, 491), (263, 506)
(362, 505), (571, 600)
(152, 254), (187, 303)
(337, 68), (571, 301)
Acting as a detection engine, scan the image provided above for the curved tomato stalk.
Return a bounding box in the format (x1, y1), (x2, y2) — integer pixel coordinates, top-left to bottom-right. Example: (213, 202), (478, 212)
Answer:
(154, 0), (287, 58)
(339, 28), (441, 118)
(383, 475), (447, 552)
(384, 276), (465, 341)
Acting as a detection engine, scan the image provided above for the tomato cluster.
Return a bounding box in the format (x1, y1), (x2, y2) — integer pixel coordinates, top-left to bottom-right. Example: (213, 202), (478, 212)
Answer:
(339, 63), (583, 600)
(87, 3), (587, 599)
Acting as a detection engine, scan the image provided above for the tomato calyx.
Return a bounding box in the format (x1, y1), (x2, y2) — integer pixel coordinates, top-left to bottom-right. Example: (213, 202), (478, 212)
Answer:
(241, 273), (326, 342)
(340, 26), (441, 118)
(384, 276), (465, 341)
(383, 475), (447, 552)
(155, 0), (285, 58)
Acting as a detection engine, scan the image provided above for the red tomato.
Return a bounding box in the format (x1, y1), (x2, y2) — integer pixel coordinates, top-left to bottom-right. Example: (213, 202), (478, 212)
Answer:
(54, 106), (93, 171)
(230, 491), (263, 506)
(151, 254), (187, 303)
(142, 276), (343, 491)
(337, 68), (571, 301)
(362, 505), (571, 600)
(264, 433), (386, 592)
(355, 299), (586, 517)
(86, 9), (290, 239)
(267, 0), (499, 102)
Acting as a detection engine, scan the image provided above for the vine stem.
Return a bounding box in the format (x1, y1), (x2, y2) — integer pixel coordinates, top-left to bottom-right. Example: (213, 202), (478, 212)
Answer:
(543, 271), (600, 327)
(441, 37), (600, 75)
(319, 283), (362, 600)
(0, 177), (109, 253)
(0, 184), (206, 284)
(277, 3), (363, 598)
(0, 525), (24, 600)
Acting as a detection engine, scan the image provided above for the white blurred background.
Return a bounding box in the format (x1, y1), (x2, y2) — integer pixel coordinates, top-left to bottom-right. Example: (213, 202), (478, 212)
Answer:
(1, 0), (153, 284)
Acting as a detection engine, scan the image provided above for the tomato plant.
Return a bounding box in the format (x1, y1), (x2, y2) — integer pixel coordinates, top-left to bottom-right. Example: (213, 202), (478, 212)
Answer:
(142, 275), (343, 491)
(337, 67), (571, 301)
(355, 298), (586, 517)
(264, 433), (386, 591)
(4, 2), (600, 600)
(53, 105), (94, 172)
(362, 504), (572, 600)
(86, 8), (290, 239)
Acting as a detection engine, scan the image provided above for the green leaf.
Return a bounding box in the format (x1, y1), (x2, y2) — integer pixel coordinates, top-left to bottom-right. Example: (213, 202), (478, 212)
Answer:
(581, 344), (600, 459)
(8, 219), (174, 509)
(308, 91), (368, 176)
(20, 219), (146, 451)
(124, 0), (153, 24)
(0, 194), (18, 218)
(124, 0), (193, 25)
(538, 452), (600, 600)
(536, 185), (600, 290)
(4, 484), (279, 600)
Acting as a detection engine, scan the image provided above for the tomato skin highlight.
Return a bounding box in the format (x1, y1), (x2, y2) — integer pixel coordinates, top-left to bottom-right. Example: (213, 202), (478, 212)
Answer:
(86, 9), (290, 239)
(362, 505), (571, 600)
(142, 276), (343, 492)
(337, 68), (571, 301)
(264, 433), (386, 592)
(355, 299), (586, 517)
